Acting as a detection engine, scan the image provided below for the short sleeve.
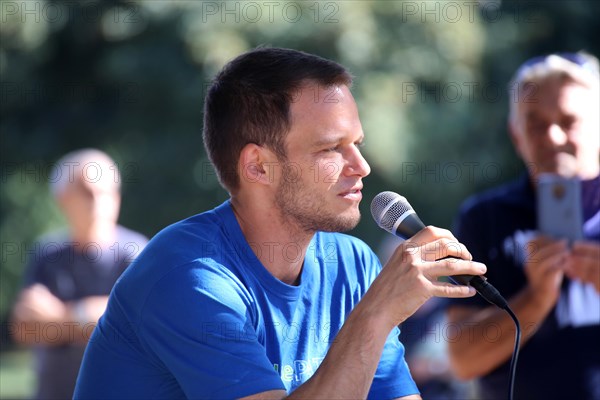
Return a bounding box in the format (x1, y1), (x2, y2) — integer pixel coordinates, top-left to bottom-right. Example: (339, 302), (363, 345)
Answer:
(138, 259), (286, 398)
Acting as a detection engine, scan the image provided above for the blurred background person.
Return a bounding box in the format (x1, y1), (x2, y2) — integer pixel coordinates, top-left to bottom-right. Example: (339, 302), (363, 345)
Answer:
(446, 52), (600, 399)
(9, 148), (148, 400)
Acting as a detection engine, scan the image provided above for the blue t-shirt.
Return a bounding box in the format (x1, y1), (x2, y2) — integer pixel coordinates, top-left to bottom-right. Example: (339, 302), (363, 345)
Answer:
(449, 174), (600, 400)
(75, 201), (419, 399)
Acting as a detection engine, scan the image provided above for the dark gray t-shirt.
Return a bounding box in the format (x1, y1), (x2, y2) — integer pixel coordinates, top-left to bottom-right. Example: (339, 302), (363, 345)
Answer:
(23, 226), (148, 400)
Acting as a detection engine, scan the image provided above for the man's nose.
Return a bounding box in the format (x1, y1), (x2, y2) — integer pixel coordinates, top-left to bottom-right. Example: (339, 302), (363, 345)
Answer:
(548, 123), (568, 146)
(346, 146), (371, 178)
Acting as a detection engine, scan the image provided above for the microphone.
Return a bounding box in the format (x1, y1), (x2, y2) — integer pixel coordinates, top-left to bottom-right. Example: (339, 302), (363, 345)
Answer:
(371, 191), (508, 309)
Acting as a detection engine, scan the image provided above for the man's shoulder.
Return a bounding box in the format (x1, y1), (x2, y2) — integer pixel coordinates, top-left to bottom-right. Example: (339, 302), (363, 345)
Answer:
(111, 204), (245, 313)
(22, 229), (72, 269)
(148, 204), (227, 249)
(116, 203), (228, 272)
(115, 225), (149, 245)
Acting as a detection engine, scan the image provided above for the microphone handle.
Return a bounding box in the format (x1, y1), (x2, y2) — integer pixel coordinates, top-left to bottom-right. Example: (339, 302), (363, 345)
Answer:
(393, 212), (509, 309)
(450, 274), (508, 309)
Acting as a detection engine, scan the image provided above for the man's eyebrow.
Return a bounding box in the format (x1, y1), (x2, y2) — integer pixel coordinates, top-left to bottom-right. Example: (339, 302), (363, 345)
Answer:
(312, 134), (365, 147)
(311, 134), (345, 147)
(525, 111), (542, 120)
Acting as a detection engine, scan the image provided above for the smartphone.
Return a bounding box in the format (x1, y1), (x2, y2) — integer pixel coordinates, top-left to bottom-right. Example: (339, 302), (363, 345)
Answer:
(536, 174), (583, 242)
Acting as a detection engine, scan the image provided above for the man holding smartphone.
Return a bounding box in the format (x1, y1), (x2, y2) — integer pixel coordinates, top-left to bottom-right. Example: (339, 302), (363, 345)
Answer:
(446, 53), (600, 399)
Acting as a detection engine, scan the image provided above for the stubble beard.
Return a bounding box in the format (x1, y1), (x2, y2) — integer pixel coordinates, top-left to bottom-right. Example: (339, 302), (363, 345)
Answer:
(275, 165), (361, 234)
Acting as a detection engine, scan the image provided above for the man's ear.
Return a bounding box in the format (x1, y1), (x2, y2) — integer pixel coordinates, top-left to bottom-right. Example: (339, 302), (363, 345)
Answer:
(55, 190), (70, 213)
(238, 143), (278, 186)
(508, 119), (524, 159)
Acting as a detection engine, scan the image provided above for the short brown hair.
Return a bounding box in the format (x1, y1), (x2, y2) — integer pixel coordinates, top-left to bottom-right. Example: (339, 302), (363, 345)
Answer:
(203, 47), (353, 192)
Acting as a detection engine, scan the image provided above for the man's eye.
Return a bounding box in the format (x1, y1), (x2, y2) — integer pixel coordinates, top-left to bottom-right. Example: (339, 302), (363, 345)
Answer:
(562, 117), (579, 130)
(528, 122), (546, 133)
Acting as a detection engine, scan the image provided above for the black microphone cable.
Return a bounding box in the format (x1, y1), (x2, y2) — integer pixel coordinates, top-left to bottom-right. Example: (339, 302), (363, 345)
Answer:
(505, 306), (521, 400)
(371, 191), (522, 400)
(461, 272), (521, 400)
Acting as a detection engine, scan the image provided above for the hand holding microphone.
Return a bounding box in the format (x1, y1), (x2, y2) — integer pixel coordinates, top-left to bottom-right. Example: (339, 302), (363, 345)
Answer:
(369, 193), (521, 400)
(371, 191), (509, 310)
(361, 194), (497, 329)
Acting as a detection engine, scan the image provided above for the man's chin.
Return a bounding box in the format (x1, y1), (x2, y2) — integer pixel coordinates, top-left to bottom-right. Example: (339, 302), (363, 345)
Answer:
(320, 212), (361, 233)
(531, 155), (578, 179)
(554, 153), (578, 177)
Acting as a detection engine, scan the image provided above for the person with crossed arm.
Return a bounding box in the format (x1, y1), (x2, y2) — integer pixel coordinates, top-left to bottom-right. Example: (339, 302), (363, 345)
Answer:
(11, 148), (147, 399)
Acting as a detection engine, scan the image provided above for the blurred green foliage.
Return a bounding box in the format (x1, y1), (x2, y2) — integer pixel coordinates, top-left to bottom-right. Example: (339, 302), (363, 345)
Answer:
(0, 349), (34, 398)
(1, 0), (599, 336)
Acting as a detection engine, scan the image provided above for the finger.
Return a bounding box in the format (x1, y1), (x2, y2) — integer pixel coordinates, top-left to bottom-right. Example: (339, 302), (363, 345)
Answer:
(410, 225), (458, 244)
(526, 239), (569, 265)
(532, 251), (570, 276)
(564, 266), (581, 281)
(422, 259), (486, 279)
(565, 267), (600, 290)
(567, 255), (600, 285)
(430, 280), (476, 298)
(572, 241), (600, 258)
(529, 234), (563, 248)
(418, 238), (472, 262)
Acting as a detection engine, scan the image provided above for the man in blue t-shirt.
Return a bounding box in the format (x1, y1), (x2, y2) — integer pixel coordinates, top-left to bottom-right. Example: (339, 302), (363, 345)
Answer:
(74, 47), (487, 399)
(447, 53), (600, 399)
(10, 149), (148, 399)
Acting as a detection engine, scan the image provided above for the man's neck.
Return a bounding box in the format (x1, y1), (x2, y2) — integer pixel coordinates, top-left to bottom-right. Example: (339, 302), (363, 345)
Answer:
(230, 195), (313, 286)
(71, 223), (117, 248)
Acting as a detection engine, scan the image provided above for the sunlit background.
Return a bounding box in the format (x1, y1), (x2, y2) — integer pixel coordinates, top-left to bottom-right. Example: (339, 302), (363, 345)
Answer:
(1, 0), (599, 397)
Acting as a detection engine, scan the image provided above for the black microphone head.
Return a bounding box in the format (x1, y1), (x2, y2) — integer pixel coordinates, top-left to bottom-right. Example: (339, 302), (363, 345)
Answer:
(370, 191), (415, 234)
